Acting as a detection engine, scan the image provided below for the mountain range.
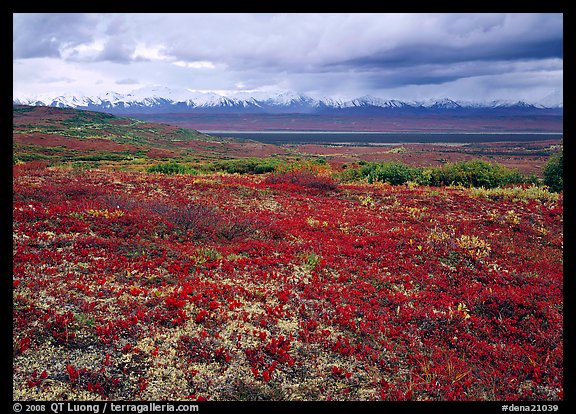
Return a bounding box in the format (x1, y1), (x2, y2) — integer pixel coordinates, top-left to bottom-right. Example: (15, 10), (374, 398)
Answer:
(13, 87), (563, 116)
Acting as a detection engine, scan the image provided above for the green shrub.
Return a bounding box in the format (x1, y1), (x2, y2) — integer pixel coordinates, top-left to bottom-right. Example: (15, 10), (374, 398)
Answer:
(543, 152), (563, 192)
(436, 159), (525, 189)
(361, 162), (419, 185)
(16, 153), (52, 162)
(415, 168), (436, 186)
(341, 159), (527, 189)
(338, 166), (364, 182)
(469, 185), (559, 203)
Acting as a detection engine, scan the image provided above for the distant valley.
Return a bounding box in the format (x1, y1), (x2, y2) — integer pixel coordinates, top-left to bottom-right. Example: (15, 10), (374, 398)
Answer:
(13, 105), (561, 177)
(132, 112), (563, 134)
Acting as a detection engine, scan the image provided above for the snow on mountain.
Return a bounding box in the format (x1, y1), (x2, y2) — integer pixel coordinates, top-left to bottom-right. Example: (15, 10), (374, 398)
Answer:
(492, 100), (537, 109)
(420, 98), (462, 109)
(536, 89), (563, 109)
(122, 86), (192, 102)
(263, 90), (311, 105)
(15, 93), (94, 107)
(13, 87), (563, 113)
(341, 95), (414, 109)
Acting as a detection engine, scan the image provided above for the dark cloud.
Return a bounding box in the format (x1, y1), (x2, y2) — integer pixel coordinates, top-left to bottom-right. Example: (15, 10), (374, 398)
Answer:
(334, 37), (562, 72)
(12, 13), (563, 104)
(13, 13), (562, 69)
(96, 38), (137, 63)
(13, 13), (100, 59)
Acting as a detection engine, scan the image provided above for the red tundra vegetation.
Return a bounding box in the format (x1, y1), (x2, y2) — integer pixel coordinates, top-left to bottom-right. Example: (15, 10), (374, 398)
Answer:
(13, 162), (562, 401)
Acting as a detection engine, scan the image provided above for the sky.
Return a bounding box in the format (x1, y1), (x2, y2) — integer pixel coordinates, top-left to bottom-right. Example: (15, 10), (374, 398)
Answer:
(12, 13), (563, 104)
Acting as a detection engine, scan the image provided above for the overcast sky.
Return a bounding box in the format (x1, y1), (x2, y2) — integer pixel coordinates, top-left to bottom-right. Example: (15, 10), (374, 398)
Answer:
(13, 13), (563, 104)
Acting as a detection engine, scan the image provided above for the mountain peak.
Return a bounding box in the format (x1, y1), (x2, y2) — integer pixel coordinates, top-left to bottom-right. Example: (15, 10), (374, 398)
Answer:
(13, 87), (562, 114)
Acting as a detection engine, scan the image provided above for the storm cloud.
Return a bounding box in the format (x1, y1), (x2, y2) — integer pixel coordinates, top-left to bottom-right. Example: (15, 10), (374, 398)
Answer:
(13, 13), (563, 104)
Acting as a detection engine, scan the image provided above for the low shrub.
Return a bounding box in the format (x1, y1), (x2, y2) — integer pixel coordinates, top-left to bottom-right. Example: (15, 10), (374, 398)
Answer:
(435, 159), (525, 189)
(147, 201), (220, 239)
(360, 162), (419, 185)
(543, 152), (563, 193)
(147, 161), (198, 175)
(265, 169), (337, 192)
(469, 184), (560, 203)
(343, 159), (527, 189)
(206, 158), (282, 174)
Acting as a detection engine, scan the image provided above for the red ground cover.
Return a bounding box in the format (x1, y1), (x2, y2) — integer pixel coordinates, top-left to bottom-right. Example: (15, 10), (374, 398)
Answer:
(13, 133), (140, 152)
(13, 165), (563, 401)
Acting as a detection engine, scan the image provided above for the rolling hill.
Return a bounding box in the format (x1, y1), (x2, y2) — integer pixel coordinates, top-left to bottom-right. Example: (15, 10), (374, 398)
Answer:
(12, 105), (288, 165)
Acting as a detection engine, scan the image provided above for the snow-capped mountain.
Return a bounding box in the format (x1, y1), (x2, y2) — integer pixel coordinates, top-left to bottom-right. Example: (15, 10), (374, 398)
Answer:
(340, 95), (415, 109)
(419, 98), (462, 109)
(13, 87), (563, 115)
